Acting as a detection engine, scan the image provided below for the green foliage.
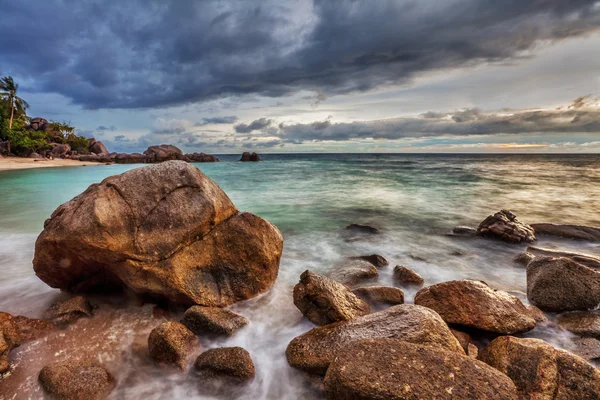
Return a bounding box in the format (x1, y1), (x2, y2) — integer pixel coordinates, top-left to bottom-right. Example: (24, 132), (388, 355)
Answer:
(65, 133), (90, 154)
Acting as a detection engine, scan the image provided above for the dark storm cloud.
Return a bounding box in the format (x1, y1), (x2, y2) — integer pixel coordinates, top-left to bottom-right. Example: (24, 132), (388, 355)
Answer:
(234, 118), (273, 133)
(1, 0), (599, 109)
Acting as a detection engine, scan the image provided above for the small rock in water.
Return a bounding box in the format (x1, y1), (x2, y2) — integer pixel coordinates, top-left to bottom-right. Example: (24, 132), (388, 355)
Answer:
(181, 306), (248, 336)
(148, 321), (199, 370)
(414, 280), (536, 334)
(393, 265), (424, 287)
(480, 336), (600, 399)
(344, 223), (380, 235)
(324, 339), (518, 400)
(531, 223), (600, 242)
(44, 296), (93, 327)
(513, 252), (535, 266)
(38, 360), (115, 400)
(239, 152), (260, 162)
(557, 311), (600, 337)
(13, 315), (54, 342)
(293, 270), (370, 326)
(352, 286), (404, 307)
(194, 347), (255, 381)
(477, 210), (536, 243)
(572, 337), (600, 361)
(527, 256), (600, 312)
(347, 254), (389, 268)
(527, 246), (600, 269)
(328, 259), (379, 287)
(0, 312), (21, 373)
(452, 225), (477, 236)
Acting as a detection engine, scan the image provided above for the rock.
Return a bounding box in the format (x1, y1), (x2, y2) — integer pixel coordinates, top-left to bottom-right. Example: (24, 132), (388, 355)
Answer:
(33, 161), (283, 306)
(347, 254), (388, 268)
(114, 152), (148, 164)
(143, 144), (184, 163)
(477, 210), (536, 243)
(527, 246), (600, 269)
(148, 321), (199, 369)
(352, 286), (404, 306)
(87, 137), (97, 148)
(344, 223), (380, 235)
(513, 252), (535, 266)
(479, 335), (600, 399)
(572, 337), (600, 361)
(527, 256), (600, 312)
(29, 152), (42, 159)
(531, 223), (600, 242)
(38, 360), (114, 400)
(194, 347), (255, 381)
(239, 152), (260, 162)
(452, 225), (477, 236)
(557, 311), (600, 337)
(293, 270), (370, 326)
(0, 312), (21, 373)
(414, 280), (536, 334)
(78, 154), (101, 162)
(89, 141), (109, 155)
(184, 153), (219, 162)
(392, 265), (424, 286)
(324, 339), (518, 400)
(328, 260), (379, 287)
(450, 328), (473, 353)
(50, 143), (72, 158)
(467, 342), (479, 359)
(526, 304), (548, 323)
(44, 296), (93, 327)
(181, 306), (248, 336)
(285, 304), (464, 375)
(13, 316), (54, 342)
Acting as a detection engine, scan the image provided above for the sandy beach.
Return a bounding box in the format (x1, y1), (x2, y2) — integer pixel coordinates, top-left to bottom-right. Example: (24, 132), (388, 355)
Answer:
(0, 156), (102, 171)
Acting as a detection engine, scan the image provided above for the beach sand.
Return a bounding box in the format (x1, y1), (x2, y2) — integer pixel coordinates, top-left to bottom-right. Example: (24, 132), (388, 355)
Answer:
(0, 156), (102, 171)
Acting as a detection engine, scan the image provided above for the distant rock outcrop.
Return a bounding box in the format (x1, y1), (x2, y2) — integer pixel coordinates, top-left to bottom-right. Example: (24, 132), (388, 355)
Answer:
(240, 152), (260, 161)
(144, 144), (184, 162)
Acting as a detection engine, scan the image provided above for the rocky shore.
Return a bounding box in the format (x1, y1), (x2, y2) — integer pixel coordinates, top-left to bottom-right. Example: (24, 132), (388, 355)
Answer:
(1, 164), (600, 399)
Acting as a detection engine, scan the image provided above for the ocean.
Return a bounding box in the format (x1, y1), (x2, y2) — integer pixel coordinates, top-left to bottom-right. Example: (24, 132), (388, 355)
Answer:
(1, 153), (599, 398)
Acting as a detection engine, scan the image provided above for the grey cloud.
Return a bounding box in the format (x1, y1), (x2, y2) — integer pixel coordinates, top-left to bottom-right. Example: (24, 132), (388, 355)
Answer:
(195, 116), (238, 126)
(97, 125), (117, 131)
(234, 117), (273, 133)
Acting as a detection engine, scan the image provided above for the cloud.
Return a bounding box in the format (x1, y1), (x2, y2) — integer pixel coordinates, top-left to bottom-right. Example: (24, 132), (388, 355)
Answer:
(97, 125), (116, 131)
(195, 116), (238, 126)
(1, 1), (599, 109)
(234, 117), (273, 133)
(151, 118), (193, 134)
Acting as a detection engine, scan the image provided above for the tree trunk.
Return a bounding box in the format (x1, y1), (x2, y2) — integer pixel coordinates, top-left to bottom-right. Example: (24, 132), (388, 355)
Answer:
(9, 98), (14, 129)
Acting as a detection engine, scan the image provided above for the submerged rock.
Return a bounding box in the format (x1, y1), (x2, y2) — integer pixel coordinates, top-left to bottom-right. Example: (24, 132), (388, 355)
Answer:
(148, 321), (199, 369)
(33, 161), (283, 307)
(181, 306), (248, 336)
(477, 210), (535, 243)
(286, 304), (464, 375)
(452, 225), (477, 236)
(479, 335), (600, 399)
(527, 246), (600, 269)
(13, 316), (54, 342)
(39, 360), (115, 400)
(352, 286), (404, 306)
(0, 312), (21, 373)
(344, 223), (380, 235)
(414, 280), (536, 334)
(240, 152), (260, 162)
(557, 311), (600, 338)
(44, 296), (93, 327)
(293, 270), (370, 326)
(531, 223), (600, 242)
(393, 265), (424, 287)
(194, 347), (255, 381)
(513, 252), (536, 266)
(347, 254), (389, 268)
(324, 339), (518, 400)
(328, 260), (379, 287)
(527, 256), (600, 312)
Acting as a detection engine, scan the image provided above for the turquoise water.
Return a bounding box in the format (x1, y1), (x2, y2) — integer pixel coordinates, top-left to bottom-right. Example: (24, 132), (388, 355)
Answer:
(0, 154), (599, 398)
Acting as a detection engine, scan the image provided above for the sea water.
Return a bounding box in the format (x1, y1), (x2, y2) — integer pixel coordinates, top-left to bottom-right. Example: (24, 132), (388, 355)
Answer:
(0, 154), (599, 399)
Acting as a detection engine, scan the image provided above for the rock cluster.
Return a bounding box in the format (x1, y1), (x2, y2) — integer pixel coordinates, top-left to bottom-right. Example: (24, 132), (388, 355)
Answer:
(240, 152), (260, 161)
(477, 210), (536, 243)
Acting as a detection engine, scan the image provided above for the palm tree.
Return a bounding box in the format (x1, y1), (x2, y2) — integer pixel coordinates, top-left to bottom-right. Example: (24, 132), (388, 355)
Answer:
(0, 76), (29, 129)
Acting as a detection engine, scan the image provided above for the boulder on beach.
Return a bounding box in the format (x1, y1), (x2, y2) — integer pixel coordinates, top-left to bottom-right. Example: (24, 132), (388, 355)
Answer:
(194, 347), (255, 381)
(531, 223), (600, 242)
(114, 152), (148, 164)
(479, 335), (600, 399)
(0, 312), (21, 373)
(293, 270), (370, 326)
(50, 143), (71, 158)
(414, 280), (536, 334)
(393, 265), (424, 286)
(556, 311), (600, 338)
(148, 321), (199, 369)
(38, 360), (115, 400)
(181, 306), (248, 336)
(352, 286), (404, 306)
(44, 296), (93, 327)
(328, 259), (379, 287)
(477, 210), (536, 243)
(347, 254), (389, 268)
(143, 144), (184, 163)
(33, 161), (283, 307)
(89, 140), (109, 155)
(527, 256), (600, 312)
(286, 304), (464, 375)
(324, 339), (518, 400)
(527, 246), (600, 269)
(240, 152), (260, 162)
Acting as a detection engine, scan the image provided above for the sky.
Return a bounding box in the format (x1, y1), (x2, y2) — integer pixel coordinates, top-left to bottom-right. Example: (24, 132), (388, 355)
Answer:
(1, 0), (599, 154)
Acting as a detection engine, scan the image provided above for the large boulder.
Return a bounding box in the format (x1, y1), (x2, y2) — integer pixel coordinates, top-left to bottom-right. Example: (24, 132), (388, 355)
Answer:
(324, 339), (518, 400)
(527, 246), (600, 269)
(184, 153), (219, 162)
(38, 360), (114, 400)
(114, 152), (148, 164)
(527, 257), (600, 312)
(143, 144), (184, 162)
(286, 304), (464, 375)
(89, 140), (109, 155)
(556, 311), (600, 338)
(531, 223), (600, 242)
(33, 161), (283, 306)
(479, 336), (600, 399)
(194, 347), (255, 381)
(0, 312), (21, 373)
(240, 152), (260, 162)
(50, 143), (71, 158)
(414, 280), (536, 334)
(181, 306), (248, 336)
(148, 321), (199, 369)
(293, 270), (370, 326)
(328, 259), (379, 287)
(477, 210), (536, 243)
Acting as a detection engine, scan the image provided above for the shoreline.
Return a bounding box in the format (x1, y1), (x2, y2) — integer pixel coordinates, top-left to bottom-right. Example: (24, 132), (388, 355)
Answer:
(0, 156), (104, 172)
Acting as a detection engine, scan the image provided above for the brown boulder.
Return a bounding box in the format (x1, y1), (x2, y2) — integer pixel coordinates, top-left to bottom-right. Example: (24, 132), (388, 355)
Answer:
(479, 335), (600, 399)
(50, 143), (71, 158)
(572, 337), (600, 361)
(527, 256), (600, 312)
(0, 312), (21, 373)
(514, 252), (536, 266)
(347, 254), (389, 268)
(557, 311), (600, 337)
(324, 339), (518, 400)
(352, 286), (404, 306)
(13, 316), (54, 342)
(286, 304), (464, 375)
(293, 270), (370, 326)
(477, 210), (536, 243)
(114, 152), (148, 164)
(184, 152), (219, 162)
(38, 360), (114, 400)
(143, 144), (184, 162)
(148, 321), (199, 369)
(240, 152), (260, 162)
(531, 223), (600, 242)
(414, 280), (536, 334)
(89, 141), (109, 155)
(527, 246), (600, 269)
(194, 347), (255, 381)
(328, 259), (378, 287)
(33, 161), (283, 306)
(181, 306), (248, 336)
(44, 296), (93, 327)
(393, 265), (424, 286)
